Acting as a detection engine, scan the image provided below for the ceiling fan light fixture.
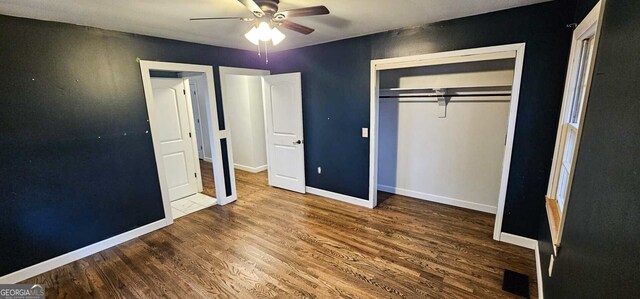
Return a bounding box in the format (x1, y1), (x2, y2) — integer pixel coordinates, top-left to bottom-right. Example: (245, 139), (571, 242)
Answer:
(191, 1), (329, 47)
(271, 27), (286, 45)
(257, 22), (272, 41)
(244, 26), (260, 45)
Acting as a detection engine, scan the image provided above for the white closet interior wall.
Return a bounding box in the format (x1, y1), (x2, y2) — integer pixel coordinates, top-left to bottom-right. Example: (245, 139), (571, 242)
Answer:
(378, 59), (516, 213)
(221, 74), (268, 173)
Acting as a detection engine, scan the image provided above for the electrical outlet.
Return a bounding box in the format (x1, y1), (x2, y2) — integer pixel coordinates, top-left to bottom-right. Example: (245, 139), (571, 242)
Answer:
(362, 128), (369, 138)
(317, 167), (322, 174)
(548, 255), (555, 277)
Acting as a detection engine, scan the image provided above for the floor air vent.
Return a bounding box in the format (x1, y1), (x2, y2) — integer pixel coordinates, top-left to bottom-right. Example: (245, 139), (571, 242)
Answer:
(502, 269), (530, 298)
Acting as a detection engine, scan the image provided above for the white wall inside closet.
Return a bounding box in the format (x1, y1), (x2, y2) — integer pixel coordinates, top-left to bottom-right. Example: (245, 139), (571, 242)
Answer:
(221, 75), (268, 173)
(377, 59), (516, 213)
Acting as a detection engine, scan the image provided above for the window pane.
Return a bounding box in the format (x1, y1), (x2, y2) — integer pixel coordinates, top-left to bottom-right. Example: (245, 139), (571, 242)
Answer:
(557, 166), (569, 212)
(562, 127), (577, 167)
(569, 38), (594, 124)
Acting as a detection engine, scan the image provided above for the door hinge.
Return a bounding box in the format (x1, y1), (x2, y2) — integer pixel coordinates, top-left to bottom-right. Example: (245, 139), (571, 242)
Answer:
(194, 173), (197, 178)
(189, 132), (192, 138)
(183, 89), (186, 95)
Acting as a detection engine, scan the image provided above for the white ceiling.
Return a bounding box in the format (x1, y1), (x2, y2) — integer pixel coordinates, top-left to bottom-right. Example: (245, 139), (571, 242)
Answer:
(0, 0), (549, 51)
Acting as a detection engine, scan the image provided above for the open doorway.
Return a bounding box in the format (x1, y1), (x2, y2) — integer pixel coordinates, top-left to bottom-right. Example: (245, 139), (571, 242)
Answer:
(219, 67), (271, 196)
(219, 67), (307, 196)
(140, 61), (236, 224)
(180, 73), (218, 200)
(369, 44), (528, 246)
(148, 72), (215, 219)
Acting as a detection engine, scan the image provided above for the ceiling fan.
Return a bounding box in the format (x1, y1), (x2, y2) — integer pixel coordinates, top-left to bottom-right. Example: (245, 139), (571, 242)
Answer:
(190, 0), (330, 46)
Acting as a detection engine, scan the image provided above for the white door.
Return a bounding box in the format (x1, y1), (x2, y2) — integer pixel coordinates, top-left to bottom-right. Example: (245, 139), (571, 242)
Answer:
(262, 73), (306, 193)
(151, 78), (200, 201)
(189, 81), (205, 159)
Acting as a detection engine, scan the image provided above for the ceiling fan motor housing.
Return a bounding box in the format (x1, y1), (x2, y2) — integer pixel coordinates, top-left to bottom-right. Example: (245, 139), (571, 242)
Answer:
(255, 0), (280, 16)
(190, 0), (325, 36)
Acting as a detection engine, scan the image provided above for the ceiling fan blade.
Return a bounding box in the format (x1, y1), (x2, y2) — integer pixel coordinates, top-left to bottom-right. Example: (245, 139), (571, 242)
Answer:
(237, 0), (265, 17)
(279, 21), (315, 35)
(190, 17), (254, 21)
(274, 6), (329, 20)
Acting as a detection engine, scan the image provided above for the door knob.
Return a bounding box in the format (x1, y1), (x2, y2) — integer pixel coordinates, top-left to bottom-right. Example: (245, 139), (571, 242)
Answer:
(293, 140), (302, 145)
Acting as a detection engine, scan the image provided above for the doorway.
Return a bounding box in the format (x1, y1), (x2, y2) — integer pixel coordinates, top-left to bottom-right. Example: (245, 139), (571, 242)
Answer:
(141, 61), (236, 225)
(219, 67), (306, 195)
(369, 44), (528, 245)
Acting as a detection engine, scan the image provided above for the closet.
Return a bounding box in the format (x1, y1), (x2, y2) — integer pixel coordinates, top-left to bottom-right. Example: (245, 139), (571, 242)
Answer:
(374, 50), (518, 214)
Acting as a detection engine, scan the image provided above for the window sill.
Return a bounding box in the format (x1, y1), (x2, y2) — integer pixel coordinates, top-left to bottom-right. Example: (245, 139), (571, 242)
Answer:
(545, 196), (561, 248)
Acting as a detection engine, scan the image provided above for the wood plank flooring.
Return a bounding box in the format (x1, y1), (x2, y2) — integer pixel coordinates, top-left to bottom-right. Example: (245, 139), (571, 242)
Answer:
(199, 160), (216, 198)
(23, 167), (537, 298)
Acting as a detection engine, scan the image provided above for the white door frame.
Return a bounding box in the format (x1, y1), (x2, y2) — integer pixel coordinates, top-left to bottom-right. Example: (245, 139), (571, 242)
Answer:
(218, 66), (270, 192)
(140, 61), (236, 226)
(368, 43), (526, 242)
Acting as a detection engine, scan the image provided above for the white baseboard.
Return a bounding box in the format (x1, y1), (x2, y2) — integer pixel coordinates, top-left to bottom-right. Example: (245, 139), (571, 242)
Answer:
(535, 242), (544, 299)
(202, 157), (213, 163)
(234, 163), (267, 173)
(0, 219), (168, 284)
(499, 232), (537, 249)
(305, 187), (372, 208)
(377, 184), (497, 214)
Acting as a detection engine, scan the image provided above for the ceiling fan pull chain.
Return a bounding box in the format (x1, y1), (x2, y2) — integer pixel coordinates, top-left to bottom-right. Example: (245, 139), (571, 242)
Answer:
(257, 42), (261, 57)
(265, 42), (269, 64)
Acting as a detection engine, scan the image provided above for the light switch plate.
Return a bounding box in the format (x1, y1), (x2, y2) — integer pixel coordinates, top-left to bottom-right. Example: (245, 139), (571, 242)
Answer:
(362, 128), (369, 138)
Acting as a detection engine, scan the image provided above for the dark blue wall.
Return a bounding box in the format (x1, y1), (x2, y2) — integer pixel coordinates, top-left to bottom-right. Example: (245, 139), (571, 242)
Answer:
(269, 0), (577, 239)
(270, 37), (373, 199)
(0, 14), (265, 276)
(538, 0), (640, 297)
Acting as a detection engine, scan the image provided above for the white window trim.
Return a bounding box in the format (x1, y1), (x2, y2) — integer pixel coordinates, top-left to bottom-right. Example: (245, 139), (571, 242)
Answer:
(546, 1), (604, 246)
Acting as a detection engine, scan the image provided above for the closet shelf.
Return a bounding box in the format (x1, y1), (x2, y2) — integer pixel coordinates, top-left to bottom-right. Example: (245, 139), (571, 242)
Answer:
(381, 84), (510, 91)
(381, 84), (511, 94)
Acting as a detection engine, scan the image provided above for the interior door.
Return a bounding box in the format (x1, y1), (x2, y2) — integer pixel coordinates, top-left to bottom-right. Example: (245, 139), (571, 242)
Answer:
(151, 78), (199, 201)
(262, 73), (306, 193)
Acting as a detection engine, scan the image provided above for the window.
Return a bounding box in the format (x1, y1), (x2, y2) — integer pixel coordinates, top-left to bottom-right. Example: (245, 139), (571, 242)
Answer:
(555, 38), (595, 212)
(546, 2), (601, 251)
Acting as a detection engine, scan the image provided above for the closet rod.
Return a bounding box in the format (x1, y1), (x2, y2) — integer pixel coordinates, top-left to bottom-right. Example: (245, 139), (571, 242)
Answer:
(380, 93), (510, 98)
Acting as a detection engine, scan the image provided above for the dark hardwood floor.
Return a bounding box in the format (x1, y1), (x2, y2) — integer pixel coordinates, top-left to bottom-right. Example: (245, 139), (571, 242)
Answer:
(23, 166), (537, 298)
(199, 159), (216, 198)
